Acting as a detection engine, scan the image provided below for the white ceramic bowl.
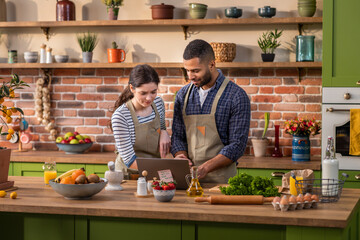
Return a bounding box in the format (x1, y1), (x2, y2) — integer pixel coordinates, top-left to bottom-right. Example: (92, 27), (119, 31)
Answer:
(153, 189), (176, 202)
(24, 55), (38, 63)
(49, 178), (108, 199)
(55, 55), (69, 63)
(24, 51), (38, 56)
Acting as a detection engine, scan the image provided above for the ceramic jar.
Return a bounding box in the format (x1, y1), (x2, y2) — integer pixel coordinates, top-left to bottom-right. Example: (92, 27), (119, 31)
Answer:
(151, 3), (175, 19)
(56, 0), (76, 21)
(292, 135), (310, 161)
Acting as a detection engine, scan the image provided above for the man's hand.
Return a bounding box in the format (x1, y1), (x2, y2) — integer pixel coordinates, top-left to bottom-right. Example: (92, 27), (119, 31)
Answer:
(197, 164), (209, 179)
(174, 152), (193, 166)
(159, 130), (171, 158)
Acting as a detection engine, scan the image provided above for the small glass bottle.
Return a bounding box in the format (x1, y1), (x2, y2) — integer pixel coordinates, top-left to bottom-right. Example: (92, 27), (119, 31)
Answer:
(186, 166), (204, 197)
(8, 50), (17, 63)
(322, 136), (339, 196)
(40, 44), (46, 63)
(296, 35), (315, 62)
(46, 47), (53, 63)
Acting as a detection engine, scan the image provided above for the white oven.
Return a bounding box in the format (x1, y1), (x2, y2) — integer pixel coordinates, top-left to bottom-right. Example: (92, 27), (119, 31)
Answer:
(322, 88), (360, 170)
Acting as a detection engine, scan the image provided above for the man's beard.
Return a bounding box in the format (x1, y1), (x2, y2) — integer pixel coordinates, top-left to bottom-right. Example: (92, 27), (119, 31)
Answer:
(198, 69), (212, 88)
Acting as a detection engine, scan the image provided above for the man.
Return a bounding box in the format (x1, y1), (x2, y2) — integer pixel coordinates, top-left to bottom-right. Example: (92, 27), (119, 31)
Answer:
(171, 39), (250, 183)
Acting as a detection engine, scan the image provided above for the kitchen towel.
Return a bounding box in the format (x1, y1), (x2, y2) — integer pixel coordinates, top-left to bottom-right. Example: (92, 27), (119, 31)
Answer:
(350, 109), (360, 155)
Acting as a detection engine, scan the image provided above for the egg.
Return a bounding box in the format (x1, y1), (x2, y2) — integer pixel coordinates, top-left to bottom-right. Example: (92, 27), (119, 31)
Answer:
(272, 196), (281, 203)
(304, 194), (312, 202)
(296, 194), (304, 203)
(311, 194), (319, 202)
(289, 195), (297, 204)
(280, 196), (289, 205)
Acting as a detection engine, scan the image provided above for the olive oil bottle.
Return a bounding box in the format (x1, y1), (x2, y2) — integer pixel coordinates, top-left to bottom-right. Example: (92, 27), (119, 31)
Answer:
(186, 166), (204, 197)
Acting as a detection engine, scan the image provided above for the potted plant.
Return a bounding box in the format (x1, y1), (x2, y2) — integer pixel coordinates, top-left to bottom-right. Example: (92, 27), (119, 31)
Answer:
(251, 112), (270, 157)
(257, 29), (283, 62)
(107, 41), (126, 63)
(77, 32), (99, 63)
(101, 0), (123, 20)
(0, 74), (29, 188)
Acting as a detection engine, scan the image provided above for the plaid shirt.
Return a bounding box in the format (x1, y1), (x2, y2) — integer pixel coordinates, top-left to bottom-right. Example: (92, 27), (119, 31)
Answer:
(171, 70), (251, 163)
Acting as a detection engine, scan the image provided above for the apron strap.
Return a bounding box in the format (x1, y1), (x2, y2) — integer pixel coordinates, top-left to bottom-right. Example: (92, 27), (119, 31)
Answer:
(182, 84), (194, 116)
(210, 78), (230, 115)
(126, 100), (159, 126)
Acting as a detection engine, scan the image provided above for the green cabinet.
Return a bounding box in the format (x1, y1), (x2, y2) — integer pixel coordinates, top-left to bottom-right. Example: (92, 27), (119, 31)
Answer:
(12, 163), (108, 178)
(323, 0), (360, 87)
(237, 168), (321, 186)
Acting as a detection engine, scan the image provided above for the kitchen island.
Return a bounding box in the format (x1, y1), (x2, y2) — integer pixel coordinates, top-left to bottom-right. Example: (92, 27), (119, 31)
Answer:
(0, 176), (359, 240)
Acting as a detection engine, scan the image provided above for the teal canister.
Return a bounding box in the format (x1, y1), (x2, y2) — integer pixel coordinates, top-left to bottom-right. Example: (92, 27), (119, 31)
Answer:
(8, 50), (17, 63)
(296, 35), (315, 62)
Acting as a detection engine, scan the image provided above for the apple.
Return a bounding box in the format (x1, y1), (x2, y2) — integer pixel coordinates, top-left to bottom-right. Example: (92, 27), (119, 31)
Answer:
(64, 132), (74, 140)
(70, 139), (79, 144)
(76, 135), (84, 140)
(64, 139), (70, 144)
(82, 135), (91, 139)
(79, 139), (85, 144)
(60, 140), (67, 144)
(56, 137), (63, 143)
(73, 131), (79, 136)
(68, 136), (76, 141)
(84, 138), (92, 143)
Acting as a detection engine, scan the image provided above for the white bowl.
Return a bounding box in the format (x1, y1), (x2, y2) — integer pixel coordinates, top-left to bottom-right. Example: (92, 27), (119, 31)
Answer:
(153, 189), (176, 202)
(55, 55), (69, 63)
(24, 51), (38, 56)
(24, 55), (38, 63)
(49, 178), (108, 199)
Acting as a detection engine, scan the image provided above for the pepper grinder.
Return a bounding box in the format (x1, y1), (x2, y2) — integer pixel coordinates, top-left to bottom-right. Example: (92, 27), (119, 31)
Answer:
(105, 161), (124, 191)
(40, 44), (46, 63)
(46, 47), (53, 63)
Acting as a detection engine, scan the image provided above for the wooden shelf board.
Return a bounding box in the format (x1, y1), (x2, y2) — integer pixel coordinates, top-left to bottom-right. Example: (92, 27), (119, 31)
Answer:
(0, 62), (322, 69)
(0, 17), (322, 28)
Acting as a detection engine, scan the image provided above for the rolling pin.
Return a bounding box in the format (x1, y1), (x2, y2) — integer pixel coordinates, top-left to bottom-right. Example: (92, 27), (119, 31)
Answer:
(195, 195), (274, 205)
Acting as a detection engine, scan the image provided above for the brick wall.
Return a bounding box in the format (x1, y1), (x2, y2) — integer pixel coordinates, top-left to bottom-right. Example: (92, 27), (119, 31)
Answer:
(0, 67), (322, 157)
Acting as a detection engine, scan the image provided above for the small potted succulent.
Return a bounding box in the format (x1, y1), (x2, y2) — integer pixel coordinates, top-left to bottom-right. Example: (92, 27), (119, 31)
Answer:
(251, 112), (270, 157)
(107, 41), (126, 63)
(77, 32), (99, 63)
(257, 29), (283, 62)
(101, 0), (123, 20)
(0, 74), (29, 185)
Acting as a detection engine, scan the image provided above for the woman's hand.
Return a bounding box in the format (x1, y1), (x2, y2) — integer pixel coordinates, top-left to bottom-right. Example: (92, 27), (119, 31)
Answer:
(159, 130), (171, 158)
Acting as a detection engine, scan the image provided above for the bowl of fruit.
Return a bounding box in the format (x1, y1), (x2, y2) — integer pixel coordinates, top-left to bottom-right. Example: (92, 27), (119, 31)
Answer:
(55, 131), (93, 154)
(152, 180), (176, 202)
(49, 168), (107, 199)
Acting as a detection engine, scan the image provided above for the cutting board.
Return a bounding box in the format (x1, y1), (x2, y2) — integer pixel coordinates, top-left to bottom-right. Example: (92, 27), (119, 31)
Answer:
(209, 185), (283, 193)
(0, 181), (14, 190)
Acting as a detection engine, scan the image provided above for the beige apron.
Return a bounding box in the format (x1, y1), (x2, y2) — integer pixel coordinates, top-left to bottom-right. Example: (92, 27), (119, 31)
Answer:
(115, 100), (161, 174)
(182, 78), (237, 183)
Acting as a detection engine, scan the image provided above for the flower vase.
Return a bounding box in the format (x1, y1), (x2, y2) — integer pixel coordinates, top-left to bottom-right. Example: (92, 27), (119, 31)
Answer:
(272, 125), (283, 157)
(292, 135), (310, 161)
(107, 7), (119, 20)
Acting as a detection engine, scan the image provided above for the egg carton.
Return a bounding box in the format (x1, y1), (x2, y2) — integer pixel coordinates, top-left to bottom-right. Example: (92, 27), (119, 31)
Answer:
(272, 194), (319, 212)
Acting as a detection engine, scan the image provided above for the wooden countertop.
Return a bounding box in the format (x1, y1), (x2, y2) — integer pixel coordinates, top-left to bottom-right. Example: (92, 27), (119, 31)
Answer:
(1, 176), (358, 228)
(10, 151), (321, 170)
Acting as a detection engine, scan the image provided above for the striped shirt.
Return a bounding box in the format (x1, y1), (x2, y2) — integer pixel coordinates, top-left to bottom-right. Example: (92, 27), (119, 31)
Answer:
(111, 96), (166, 167)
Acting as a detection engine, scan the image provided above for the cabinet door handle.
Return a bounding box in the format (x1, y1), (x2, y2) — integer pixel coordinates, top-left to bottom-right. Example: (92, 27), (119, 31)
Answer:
(355, 174), (360, 180)
(271, 172), (285, 177)
(357, 80), (360, 85)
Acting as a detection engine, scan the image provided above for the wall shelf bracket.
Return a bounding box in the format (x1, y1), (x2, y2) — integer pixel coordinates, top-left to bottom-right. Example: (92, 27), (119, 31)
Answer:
(298, 24), (303, 36)
(181, 25), (189, 40)
(41, 27), (51, 41)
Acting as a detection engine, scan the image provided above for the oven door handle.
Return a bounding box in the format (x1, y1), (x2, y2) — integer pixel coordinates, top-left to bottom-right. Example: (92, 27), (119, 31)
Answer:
(326, 108), (350, 112)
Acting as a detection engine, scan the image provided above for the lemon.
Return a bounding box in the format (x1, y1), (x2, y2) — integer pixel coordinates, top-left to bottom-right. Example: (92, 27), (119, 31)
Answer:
(10, 192), (17, 199)
(0, 191), (6, 198)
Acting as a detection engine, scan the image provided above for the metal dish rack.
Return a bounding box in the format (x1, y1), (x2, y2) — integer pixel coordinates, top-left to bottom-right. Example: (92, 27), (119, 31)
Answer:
(294, 173), (349, 203)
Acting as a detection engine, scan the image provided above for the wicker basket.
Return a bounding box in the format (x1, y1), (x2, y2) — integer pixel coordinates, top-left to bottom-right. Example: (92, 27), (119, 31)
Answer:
(210, 42), (236, 62)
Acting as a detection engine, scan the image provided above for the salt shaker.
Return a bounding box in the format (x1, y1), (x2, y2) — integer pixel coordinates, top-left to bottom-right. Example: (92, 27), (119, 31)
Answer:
(105, 161), (124, 191)
(40, 44), (46, 63)
(46, 47), (53, 63)
(137, 177), (147, 196)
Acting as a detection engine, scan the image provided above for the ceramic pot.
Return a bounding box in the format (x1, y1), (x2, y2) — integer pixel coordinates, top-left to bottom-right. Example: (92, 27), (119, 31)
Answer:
(292, 135), (310, 161)
(82, 52), (93, 63)
(225, 7), (242, 18)
(298, 6), (316, 17)
(151, 3), (174, 19)
(261, 53), (275, 62)
(56, 0), (76, 21)
(107, 7), (119, 20)
(0, 149), (11, 183)
(0, 0), (6, 22)
(189, 3), (208, 19)
(107, 49), (126, 63)
(251, 138), (269, 157)
(258, 6), (276, 18)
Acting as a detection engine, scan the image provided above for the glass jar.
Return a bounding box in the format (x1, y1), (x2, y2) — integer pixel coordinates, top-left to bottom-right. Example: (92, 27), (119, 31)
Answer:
(42, 161), (57, 185)
(296, 35), (315, 62)
(8, 50), (17, 63)
(185, 166), (204, 197)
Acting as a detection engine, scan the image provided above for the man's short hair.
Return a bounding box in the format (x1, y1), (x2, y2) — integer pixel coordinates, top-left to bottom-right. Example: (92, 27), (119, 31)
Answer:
(183, 39), (215, 63)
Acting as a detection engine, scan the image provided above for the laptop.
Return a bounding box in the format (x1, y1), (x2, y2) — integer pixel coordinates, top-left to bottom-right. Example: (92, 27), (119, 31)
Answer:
(137, 158), (191, 190)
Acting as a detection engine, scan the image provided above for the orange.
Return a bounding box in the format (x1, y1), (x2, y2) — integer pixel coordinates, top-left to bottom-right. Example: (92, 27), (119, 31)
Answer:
(60, 176), (75, 184)
(8, 128), (14, 134)
(71, 169), (86, 181)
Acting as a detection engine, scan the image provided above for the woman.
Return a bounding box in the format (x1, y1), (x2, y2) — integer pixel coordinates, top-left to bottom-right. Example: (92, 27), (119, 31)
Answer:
(110, 64), (171, 173)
